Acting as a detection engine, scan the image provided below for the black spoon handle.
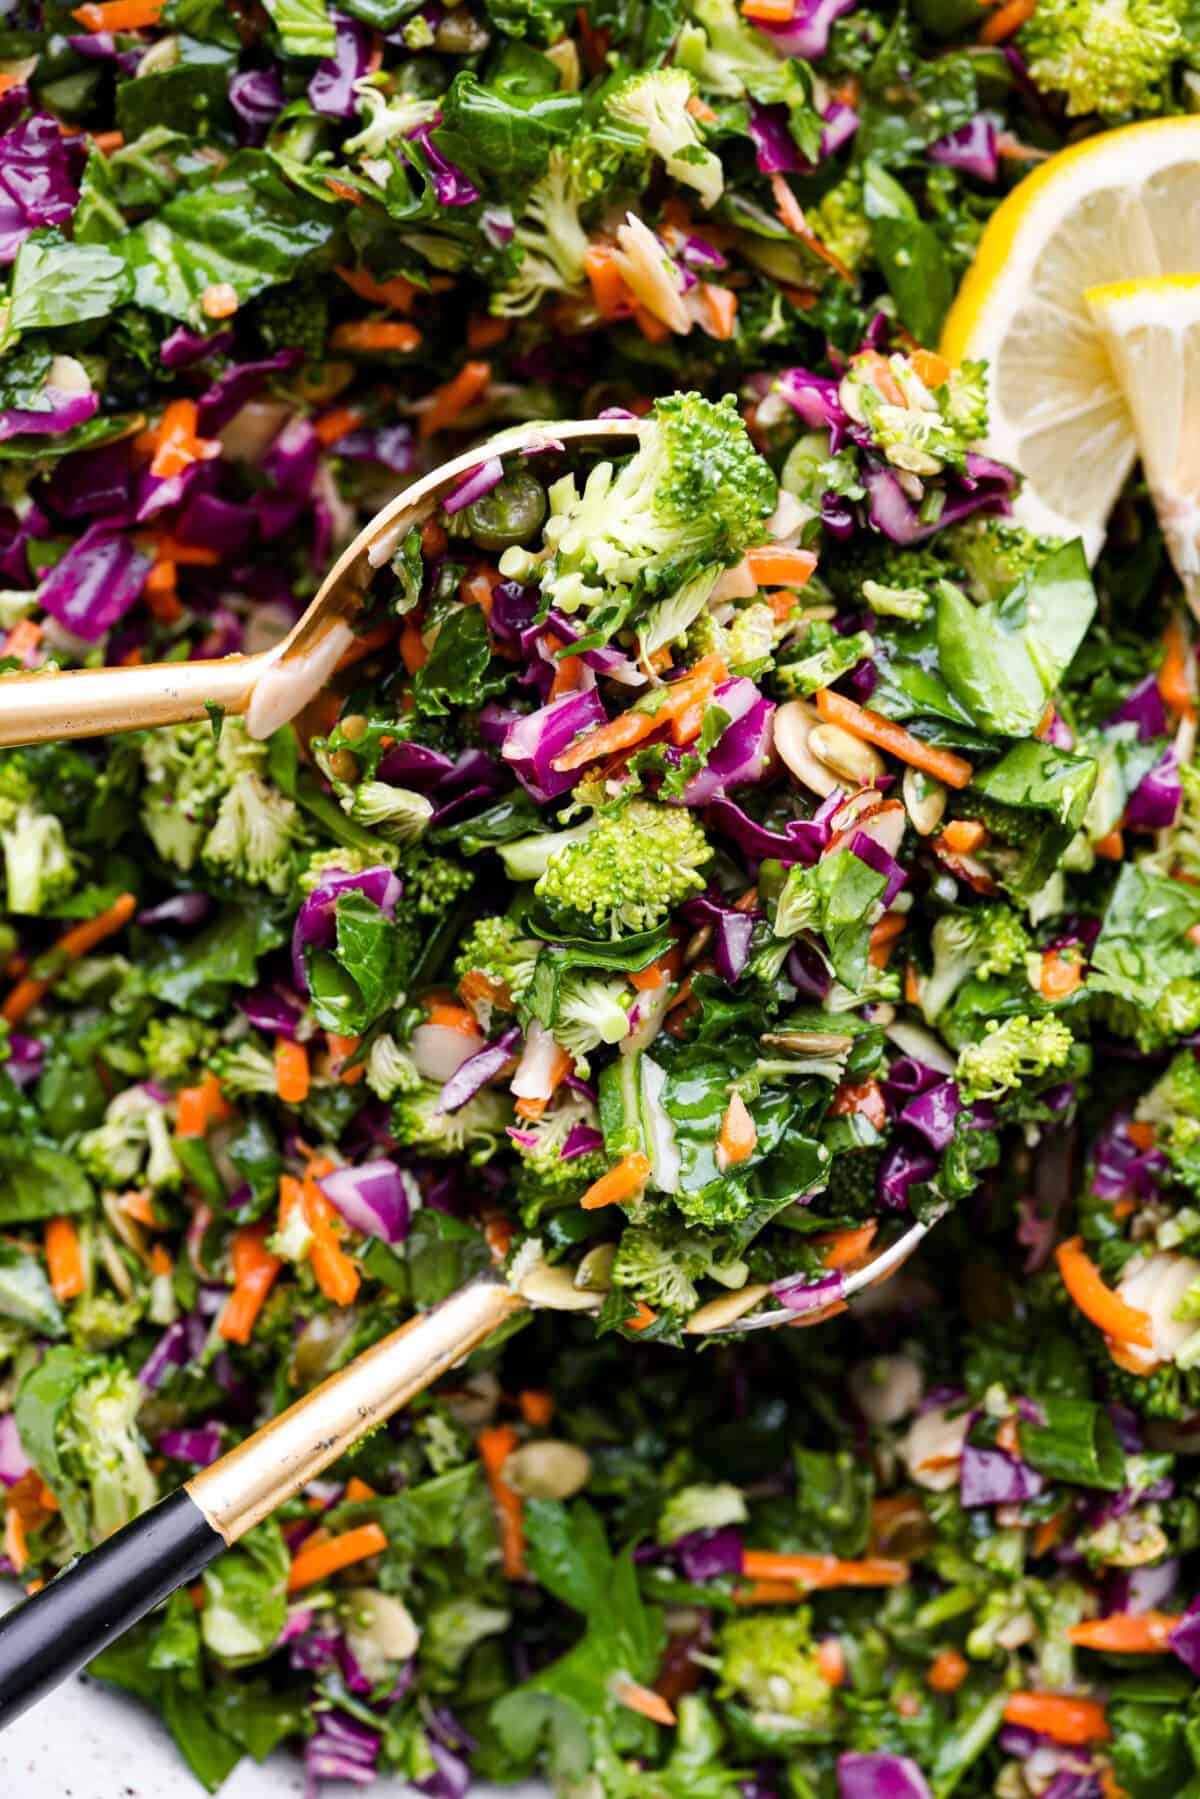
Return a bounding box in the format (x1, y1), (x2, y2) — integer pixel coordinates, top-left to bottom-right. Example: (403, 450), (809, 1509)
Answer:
(0, 1487), (221, 1730)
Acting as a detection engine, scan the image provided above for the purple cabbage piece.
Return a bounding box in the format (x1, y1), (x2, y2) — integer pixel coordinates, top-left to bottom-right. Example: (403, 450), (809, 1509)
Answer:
(864, 456), (1017, 544)
(319, 1159), (414, 1243)
(487, 581), (539, 645)
(136, 893), (212, 929)
(1041, 1780), (1102, 1799)
(290, 1628), (339, 1671)
(308, 13), (371, 117)
(39, 442), (131, 520)
(67, 33), (142, 75)
(877, 1138), (936, 1210)
(883, 1056), (944, 1099)
(899, 1080), (963, 1152)
(531, 607), (645, 687)
(675, 1525), (744, 1581)
(771, 1269), (845, 1313)
(139, 1321), (190, 1391)
(228, 66), (287, 144)
(377, 742), (457, 788)
(292, 865), (402, 992)
(438, 1025), (521, 1113)
(838, 1752), (933, 1799)
(849, 829), (907, 906)
(927, 116), (998, 182)
(337, 1636), (374, 1694)
(480, 204), (514, 247)
(0, 1414), (31, 1486)
(756, 0), (859, 59)
(177, 490), (259, 555)
(746, 100), (805, 174)
(0, 501), (49, 586)
(815, 100), (859, 161)
(501, 687), (606, 803)
(1090, 1117), (1168, 1203)
(681, 889), (760, 984)
(1041, 706), (1074, 750)
(443, 455), (505, 515)
(413, 1737), (471, 1799)
(1170, 1595), (1200, 1676)
(775, 366), (850, 434)
(960, 1441), (1045, 1507)
(157, 1425), (223, 1466)
(1104, 1557), (1179, 1616)
(38, 524), (151, 642)
(0, 84), (29, 132)
(409, 119), (481, 207)
(788, 938), (833, 998)
(160, 325), (235, 370)
(6, 1033), (44, 1089)
(1125, 746), (1181, 832)
(335, 422), (416, 473)
(1104, 673), (1167, 741)
(195, 348), (302, 435)
(707, 794), (834, 867)
(560, 1121), (604, 1159)
(263, 416), (321, 496)
(679, 679), (775, 805)
(0, 385), (98, 443)
(237, 983), (303, 1037)
(0, 114), (82, 262)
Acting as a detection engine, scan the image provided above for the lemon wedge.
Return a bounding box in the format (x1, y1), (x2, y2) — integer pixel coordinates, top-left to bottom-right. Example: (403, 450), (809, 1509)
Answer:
(1087, 275), (1200, 612)
(941, 117), (1200, 560)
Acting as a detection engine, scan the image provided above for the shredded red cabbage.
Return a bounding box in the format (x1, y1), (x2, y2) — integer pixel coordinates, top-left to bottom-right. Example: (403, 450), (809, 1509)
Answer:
(308, 13), (371, 117)
(37, 524), (152, 641)
(927, 116), (998, 182)
(437, 1025), (522, 1113)
(292, 866), (403, 992)
(837, 1752), (934, 1799)
(501, 687), (607, 803)
(1125, 746), (1181, 831)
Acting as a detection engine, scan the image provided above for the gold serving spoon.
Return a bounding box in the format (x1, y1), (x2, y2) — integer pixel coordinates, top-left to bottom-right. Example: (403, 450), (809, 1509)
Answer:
(0, 416), (933, 1726)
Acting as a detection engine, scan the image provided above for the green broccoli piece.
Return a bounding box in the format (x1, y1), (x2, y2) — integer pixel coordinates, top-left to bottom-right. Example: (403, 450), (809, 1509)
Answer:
(822, 538), (957, 609)
(611, 1226), (748, 1316)
(538, 392), (776, 637)
(606, 68), (723, 209)
(210, 1040), (279, 1099)
(939, 516), (1066, 604)
(79, 1086), (182, 1193)
(811, 172), (872, 278)
(1095, 983), (1200, 1054)
(70, 1292), (144, 1353)
(534, 798), (712, 934)
(392, 1082), (511, 1162)
(676, 0), (801, 98)
(201, 771), (300, 894)
(842, 350), (986, 475)
(1136, 1050), (1200, 1197)
(141, 1015), (219, 1082)
(494, 148), (592, 317)
(726, 601), (777, 675)
(398, 844), (475, 915)
(955, 1013), (1074, 1102)
(365, 1033), (422, 1100)
(512, 1098), (607, 1219)
(817, 1145), (883, 1217)
(453, 914), (541, 1005)
(251, 278), (330, 363)
(1154, 759), (1200, 886)
(551, 972), (634, 1073)
(718, 1609), (835, 1733)
(940, 361), (989, 442)
(140, 718), (276, 875)
(1018, 0), (1187, 116)
(15, 1348), (158, 1549)
(1, 805), (75, 915)
(923, 905), (1033, 1022)
(341, 782), (433, 842)
(658, 1481), (747, 1542)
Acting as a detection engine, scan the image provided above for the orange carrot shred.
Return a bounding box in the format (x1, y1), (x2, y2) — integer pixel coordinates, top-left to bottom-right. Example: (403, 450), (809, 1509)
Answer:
(979, 0), (1036, 41)
(927, 1649), (969, 1693)
(613, 1677), (676, 1726)
(740, 1550), (909, 1588)
(2, 894), (136, 1025)
(1003, 1693), (1110, 1746)
(218, 1222), (282, 1345)
(478, 1424), (526, 1579)
(1068, 1612), (1180, 1653)
(580, 1151), (651, 1210)
(1056, 1236), (1152, 1348)
(287, 1523), (389, 1592)
(45, 1217), (84, 1301)
(814, 688), (974, 788)
(745, 545), (818, 589)
(419, 361), (492, 439)
(519, 1389), (555, 1428)
(329, 320), (422, 354)
(274, 1037), (311, 1106)
(72, 0), (162, 26)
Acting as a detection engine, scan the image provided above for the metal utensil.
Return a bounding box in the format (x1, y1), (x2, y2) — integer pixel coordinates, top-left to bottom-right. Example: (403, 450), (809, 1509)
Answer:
(0, 415), (933, 1726)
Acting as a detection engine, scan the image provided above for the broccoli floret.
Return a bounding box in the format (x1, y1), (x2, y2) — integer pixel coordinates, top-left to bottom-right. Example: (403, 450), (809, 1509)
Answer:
(1018, 0), (1187, 116)
(718, 1610), (834, 1733)
(251, 278), (331, 363)
(811, 172), (872, 278)
(211, 1040), (279, 1099)
(535, 798), (712, 935)
(392, 1082), (510, 1161)
(1136, 1050), (1200, 1196)
(941, 361), (989, 442)
(539, 392), (776, 637)
(79, 1086), (182, 1193)
(1096, 983), (1200, 1054)
(822, 538), (955, 608)
(140, 719), (268, 873)
(70, 1292), (143, 1353)
(340, 782), (433, 842)
(343, 87), (439, 159)
(818, 1145), (884, 1218)
(1151, 759), (1200, 886)
(201, 771), (300, 894)
(399, 844), (475, 915)
(611, 1226), (748, 1315)
(955, 1013), (1074, 1103)
(551, 972), (633, 1073)
(923, 905), (1033, 1023)
(16, 1349), (157, 1549)
(841, 350), (986, 476)
(659, 1481), (747, 1542)
(606, 69), (723, 209)
(365, 1033), (422, 1100)
(453, 914), (540, 1006)
(726, 601), (777, 674)
(300, 846), (375, 892)
(940, 517), (1066, 605)
(141, 1015), (219, 1082)
(493, 148), (591, 317)
(676, 0), (795, 96)
(1, 804), (75, 915)
(510, 1093), (603, 1188)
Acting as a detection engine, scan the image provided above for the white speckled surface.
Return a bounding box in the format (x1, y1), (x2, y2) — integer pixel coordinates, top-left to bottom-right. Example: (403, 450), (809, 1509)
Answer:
(0, 1590), (544, 1799)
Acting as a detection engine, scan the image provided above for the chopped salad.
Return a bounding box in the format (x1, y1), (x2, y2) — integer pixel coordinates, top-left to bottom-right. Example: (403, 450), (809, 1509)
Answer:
(2, 0), (1200, 1793)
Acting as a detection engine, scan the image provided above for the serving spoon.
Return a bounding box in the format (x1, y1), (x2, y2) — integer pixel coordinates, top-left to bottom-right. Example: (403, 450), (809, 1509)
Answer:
(0, 416), (934, 1727)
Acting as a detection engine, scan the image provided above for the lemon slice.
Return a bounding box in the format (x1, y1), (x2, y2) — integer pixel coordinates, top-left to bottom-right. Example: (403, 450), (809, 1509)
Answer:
(1087, 275), (1200, 611)
(941, 117), (1200, 560)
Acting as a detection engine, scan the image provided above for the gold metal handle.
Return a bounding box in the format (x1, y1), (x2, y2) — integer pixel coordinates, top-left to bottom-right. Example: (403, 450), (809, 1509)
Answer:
(186, 1275), (525, 1543)
(0, 653), (270, 747)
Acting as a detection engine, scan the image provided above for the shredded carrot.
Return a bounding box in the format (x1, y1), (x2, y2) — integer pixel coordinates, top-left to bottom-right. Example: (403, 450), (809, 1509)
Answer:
(629, 949), (681, 992)
(770, 172), (855, 284)
(741, 0), (794, 19)
(120, 1189), (158, 1228)
(519, 1389), (555, 1428)
(741, 1551), (910, 1588)
(478, 1424), (526, 1579)
(1056, 1236), (1152, 1349)
(274, 1038), (310, 1106)
(980, 0), (1036, 40)
(1068, 1613), (1179, 1653)
(746, 546), (818, 589)
(420, 361), (492, 439)
(343, 1476), (377, 1503)
(426, 1001), (482, 1034)
(314, 406), (366, 448)
(613, 1677), (675, 1725)
(580, 1151), (652, 1211)
(175, 1072), (232, 1139)
(330, 320), (422, 354)
(1038, 947), (1082, 1002)
(326, 1032), (365, 1084)
(553, 653), (729, 773)
(1033, 1510), (1068, 1557)
(549, 650), (585, 698)
(334, 264), (418, 312)
(814, 688), (974, 788)
(829, 1080), (887, 1131)
(201, 282), (238, 320)
(869, 911), (908, 969)
(910, 349), (952, 390)
(625, 1301), (657, 1332)
(2, 893), (136, 1025)
(1101, 1771), (1129, 1799)
(514, 1044), (571, 1120)
(72, 0), (162, 26)
(927, 1648), (969, 1693)
(584, 244), (631, 321)
(717, 1091), (757, 1169)
(1112, 1197), (1137, 1220)
(298, 1154), (361, 1306)
(1160, 617), (1196, 716)
(686, 92), (719, 124)
(466, 313), (511, 351)
(3, 1506), (27, 1574)
(1003, 1693), (1111, 1746)
(1126, 1121), (1155, 1152)
(218, 1222), (282, 1345)
(940, 819), (987, 856)
(400, 613), (428, 673)
(816, 1637), (846, 1687)
(287, 1522), (388, 1592)
(485, 1215), (514, 1263)
(700, 284), (738, 340)
(736, 1578), (812, 1604)
(45, 1216), (84, 1301)
(904, 961), (922, 1006)
(816, 1222), (878, 1269)
(1093, 829), (1124, 861)
(2, 618), (42, 663)
(150, 399), (216, 481)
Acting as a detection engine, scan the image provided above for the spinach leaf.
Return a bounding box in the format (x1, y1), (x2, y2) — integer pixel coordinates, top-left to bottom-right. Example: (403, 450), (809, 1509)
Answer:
(307, 890), (406, 1035)
(161, 1678), (246, 1794)
(413, 605), (502, 714)
(1020, 1395), (1126, 1491)
(14, 1347), (102, 1543)
(0, 1137), (94, 1224)
(122, 151), (337, 320)
(936, 543), (1097, 737)
(0, 1242), (64, 1335)
(434, 71), (584, 191)
(860, 22), (977, 164)
(1109, 1697), (1197, 1799)
(967, 740), (1097, 893)
(790, 1448), (872, 1557)
(341, 0), (419, 21)
(5, 230), (131, 341)
(227, 1115), (283, 1219)
(261, 0), (337, 53)
(776, 847), (888, 990)
(144, 900), (287, 1017)
(201, 1520), (290, 1665)
(433, 791), (545, 853)
(115, 45), (235, 143)
(1090, 866), (1200, 1011)
(406, 1209), (491, 1306)
(862, 158), (952, 345)
(207, 1681), (310, 1763)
